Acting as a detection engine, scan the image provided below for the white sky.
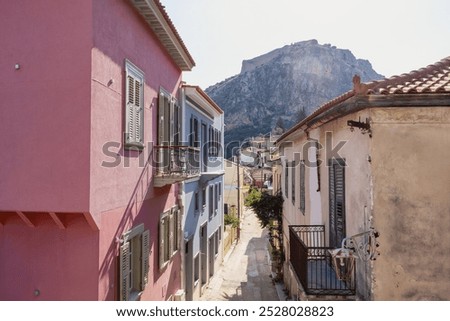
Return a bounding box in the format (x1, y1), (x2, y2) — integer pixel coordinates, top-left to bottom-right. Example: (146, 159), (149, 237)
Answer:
(161, 0), (450, 89)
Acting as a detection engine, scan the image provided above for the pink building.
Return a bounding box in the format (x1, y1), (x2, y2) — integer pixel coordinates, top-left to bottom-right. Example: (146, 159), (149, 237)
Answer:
(0, 0), (195, 300)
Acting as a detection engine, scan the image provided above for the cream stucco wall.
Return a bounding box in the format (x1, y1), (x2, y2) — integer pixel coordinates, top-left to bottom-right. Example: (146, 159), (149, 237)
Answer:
(315, 110), (374, 300)
(370, 107), (450, 300)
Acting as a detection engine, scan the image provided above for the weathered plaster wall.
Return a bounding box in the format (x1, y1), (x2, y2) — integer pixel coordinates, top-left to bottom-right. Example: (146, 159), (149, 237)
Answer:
(314, 110), (374, 300)
(371, 107), (450, 300)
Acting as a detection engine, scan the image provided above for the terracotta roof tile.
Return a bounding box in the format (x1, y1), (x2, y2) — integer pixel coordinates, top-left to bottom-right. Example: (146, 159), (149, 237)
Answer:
(277, 56), (450, 143)
(368, 56), (450, 95)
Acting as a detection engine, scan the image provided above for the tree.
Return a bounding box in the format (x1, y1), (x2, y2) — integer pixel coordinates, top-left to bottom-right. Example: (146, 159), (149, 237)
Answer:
(245, 187), (283, 228)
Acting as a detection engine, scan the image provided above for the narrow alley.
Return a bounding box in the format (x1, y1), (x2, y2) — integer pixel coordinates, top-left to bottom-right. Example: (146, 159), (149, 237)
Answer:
(200, 208), (282, 301)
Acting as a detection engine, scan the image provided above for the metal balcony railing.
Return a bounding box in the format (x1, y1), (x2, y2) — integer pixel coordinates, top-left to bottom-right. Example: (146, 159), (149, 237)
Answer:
(154, 145), (200, 187)
(289, 225), (355, 296)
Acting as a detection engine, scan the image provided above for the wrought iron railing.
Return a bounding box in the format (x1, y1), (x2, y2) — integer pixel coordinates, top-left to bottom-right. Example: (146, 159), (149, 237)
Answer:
(154, 145), (200, 178)
(289, 225), (355, 296)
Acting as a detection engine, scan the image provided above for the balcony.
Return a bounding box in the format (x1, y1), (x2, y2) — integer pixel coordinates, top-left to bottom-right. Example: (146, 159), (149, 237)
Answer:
(289, 225), (355, 296)
(154, 145), (200, 187)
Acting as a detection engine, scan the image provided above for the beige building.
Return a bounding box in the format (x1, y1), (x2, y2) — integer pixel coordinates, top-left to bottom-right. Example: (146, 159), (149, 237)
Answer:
(277, 57), (450, 300)
(223, 159), (248, 251)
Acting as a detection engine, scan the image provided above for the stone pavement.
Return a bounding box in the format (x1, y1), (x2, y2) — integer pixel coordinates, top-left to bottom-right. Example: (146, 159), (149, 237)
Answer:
(199, 207), (281, 301)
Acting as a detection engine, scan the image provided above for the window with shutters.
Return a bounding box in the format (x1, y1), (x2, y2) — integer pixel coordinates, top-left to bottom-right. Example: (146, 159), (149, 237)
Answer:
(156, 89), (183, 177)
(194, 254), (200, 285)
(214, 183), (219, 214)
(207, 126), (221, 157)
(194, 191), (199, 213)
(328, 158), (346, 248)
(202, 187), (206, 210)
(119, 224), (150, 301)
(291, 161), (296, 206)
(124, 60), (144, 149)
(190, 116), (199, 147)
(159, 206), (181, 269)
(158, 89), (181, 146)
(284, 160), (289, 199)
(300, 160), (306, 214)
(209, 185), (214, 220)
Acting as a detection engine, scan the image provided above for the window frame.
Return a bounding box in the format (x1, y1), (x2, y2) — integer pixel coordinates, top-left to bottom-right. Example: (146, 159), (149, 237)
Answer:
(159, 206), (181, 270)
(124, 60), (145, 150)
(119, 223), (150, 301)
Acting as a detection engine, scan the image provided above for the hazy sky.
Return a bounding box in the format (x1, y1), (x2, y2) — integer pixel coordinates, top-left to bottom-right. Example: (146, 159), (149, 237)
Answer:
(161, 0), (450, 89)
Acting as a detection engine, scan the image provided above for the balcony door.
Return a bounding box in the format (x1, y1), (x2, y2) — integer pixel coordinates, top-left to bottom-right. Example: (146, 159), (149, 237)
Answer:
(328, 158), (346, 248)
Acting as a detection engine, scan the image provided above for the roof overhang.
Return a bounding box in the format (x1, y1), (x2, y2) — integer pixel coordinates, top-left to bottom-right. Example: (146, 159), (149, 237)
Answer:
(129, 0), (195, 71)
(183, 85), (223, 117)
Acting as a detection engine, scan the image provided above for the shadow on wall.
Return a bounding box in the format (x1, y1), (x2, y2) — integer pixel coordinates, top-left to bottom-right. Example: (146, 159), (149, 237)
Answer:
(98, 146), (172, 300)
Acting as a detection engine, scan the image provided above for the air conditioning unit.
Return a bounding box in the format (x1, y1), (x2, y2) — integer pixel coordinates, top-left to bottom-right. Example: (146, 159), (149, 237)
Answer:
(174, 289), (185, 301)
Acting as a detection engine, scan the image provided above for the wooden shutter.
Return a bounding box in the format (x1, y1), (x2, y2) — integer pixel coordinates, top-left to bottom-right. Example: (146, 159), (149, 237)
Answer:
(169, 209), (175, 256)
(208, 126), (212, 156)
(125, 62), (144, 148)
(134, 78), (143, 144)
(209, 185), (213, 219)
(119, 242), (131, 301)
(284, 161), (289, 198)
(300, 161), (305, 214)
(329, 159), (346, 248)
(158, 92), (170, 171)
(169, 98), (175, 145)
(140, 230), (150, 290)
(159, 215), (165, 269)
(178, 101), (182, 145)
(292, 161), (296, 205)
(158, 92), (165, 145)
(125, 75), (135, 145)
(190, 116), (194, 147)
(174, 207), (181, 252)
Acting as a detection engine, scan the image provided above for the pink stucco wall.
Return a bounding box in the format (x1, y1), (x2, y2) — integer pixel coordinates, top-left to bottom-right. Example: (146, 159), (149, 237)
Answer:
(91, 0), (183, 300)
(0, 215), (98, 300)
(98, 190), (181, 301)
(89, 0), (182, 224)
(0, 0), (184, 300)
(0, 0), (92, 213)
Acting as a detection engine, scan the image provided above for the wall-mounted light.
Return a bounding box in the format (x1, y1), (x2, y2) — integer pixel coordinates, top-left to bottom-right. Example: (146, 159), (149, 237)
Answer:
(15, 64), (20, 70)
(329, 228), (380, 280)
(34, 289), (40, 297)
(347, 117), (371, 137)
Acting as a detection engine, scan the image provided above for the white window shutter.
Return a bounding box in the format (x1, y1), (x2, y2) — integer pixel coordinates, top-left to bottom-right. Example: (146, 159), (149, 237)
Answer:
(125, 61), (144, 149)
(134, 79), (143, 144)
(125, 75), (135, 145)
(119, 242), (131, 301)
(141, 229), (150, 290)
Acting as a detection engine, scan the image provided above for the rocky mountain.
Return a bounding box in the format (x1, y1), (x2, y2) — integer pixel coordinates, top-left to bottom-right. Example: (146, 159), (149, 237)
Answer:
(205, 39), (383, 155)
